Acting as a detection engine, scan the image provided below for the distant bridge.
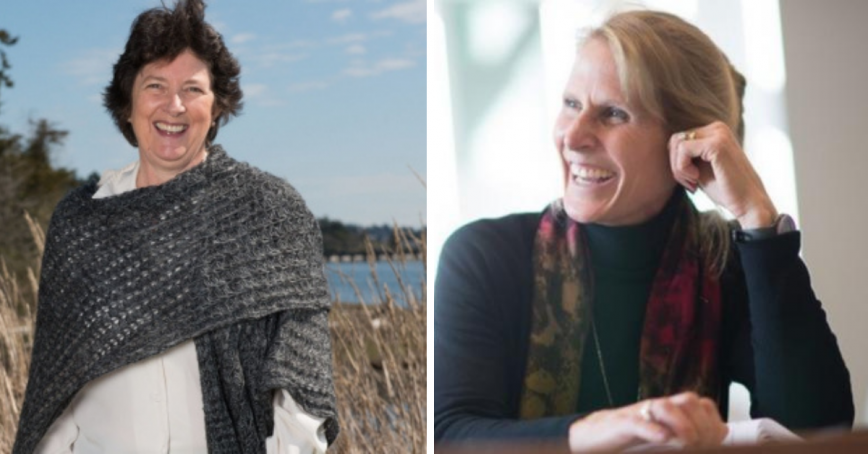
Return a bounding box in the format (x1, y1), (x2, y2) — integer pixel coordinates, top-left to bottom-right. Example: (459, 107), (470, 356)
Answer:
(326, 253), (424, 263)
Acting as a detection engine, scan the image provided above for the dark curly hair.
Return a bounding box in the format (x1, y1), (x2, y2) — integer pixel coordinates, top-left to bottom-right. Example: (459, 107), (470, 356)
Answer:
(103, 0), (243, 147)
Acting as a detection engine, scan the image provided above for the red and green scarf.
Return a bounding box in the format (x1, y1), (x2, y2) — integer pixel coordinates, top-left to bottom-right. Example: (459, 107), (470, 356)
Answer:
(519, 195), (722, 419)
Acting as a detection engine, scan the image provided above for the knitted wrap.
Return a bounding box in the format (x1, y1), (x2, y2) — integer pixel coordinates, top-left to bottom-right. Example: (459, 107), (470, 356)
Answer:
(13, 145), (339, 453)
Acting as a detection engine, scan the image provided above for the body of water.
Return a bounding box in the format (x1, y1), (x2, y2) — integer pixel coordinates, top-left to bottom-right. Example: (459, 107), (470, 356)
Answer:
(325, 260), (424, 305)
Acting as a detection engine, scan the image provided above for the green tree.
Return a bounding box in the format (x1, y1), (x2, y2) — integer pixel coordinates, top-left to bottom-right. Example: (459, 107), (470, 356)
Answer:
(319, 217), (367, 256)
(0, 29), (83, 279)
(0, 29), (18, 98)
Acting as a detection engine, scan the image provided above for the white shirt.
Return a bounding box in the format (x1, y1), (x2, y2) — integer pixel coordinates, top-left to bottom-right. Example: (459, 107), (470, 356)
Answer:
(34, 158), (327, 454)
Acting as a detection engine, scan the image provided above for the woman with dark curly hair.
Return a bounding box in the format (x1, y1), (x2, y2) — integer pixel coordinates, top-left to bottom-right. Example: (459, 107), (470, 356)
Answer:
(12, 1), (338, 453)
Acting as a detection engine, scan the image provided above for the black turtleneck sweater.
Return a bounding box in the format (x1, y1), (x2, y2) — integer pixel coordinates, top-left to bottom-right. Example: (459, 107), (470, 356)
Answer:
(434, 192), (853, 445)
(577, 191), (680, 411)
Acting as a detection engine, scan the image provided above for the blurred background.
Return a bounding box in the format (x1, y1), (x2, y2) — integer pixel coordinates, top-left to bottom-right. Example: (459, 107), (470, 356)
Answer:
(428, 0), (868, 428)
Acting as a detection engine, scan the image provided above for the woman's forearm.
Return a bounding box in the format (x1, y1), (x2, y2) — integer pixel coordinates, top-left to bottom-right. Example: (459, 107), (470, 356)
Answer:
(737, 232), (854, 429)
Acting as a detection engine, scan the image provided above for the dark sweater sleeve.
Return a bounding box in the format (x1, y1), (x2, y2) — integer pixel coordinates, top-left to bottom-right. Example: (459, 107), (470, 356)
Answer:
(434, 219), (582, 445)
(726, 231), (854, 429)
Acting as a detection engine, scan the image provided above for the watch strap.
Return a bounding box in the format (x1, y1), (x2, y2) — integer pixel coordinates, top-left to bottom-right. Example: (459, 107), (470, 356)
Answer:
(732, 214), (796, 242)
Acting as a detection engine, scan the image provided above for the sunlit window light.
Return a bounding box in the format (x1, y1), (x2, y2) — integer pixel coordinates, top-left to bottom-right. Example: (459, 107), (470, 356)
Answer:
(428, 5), (459, 305)
(747, 126), (800, 225)
(467, 49), (561, 219)
(644, 0), (698, 21)
(741, 0), (786, 93)
(539, 0), (596, 129)
(468, 1), (532, 66)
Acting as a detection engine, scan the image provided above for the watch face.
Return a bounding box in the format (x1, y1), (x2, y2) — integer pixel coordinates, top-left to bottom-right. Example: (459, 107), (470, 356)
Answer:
(776, 214), (796, 234)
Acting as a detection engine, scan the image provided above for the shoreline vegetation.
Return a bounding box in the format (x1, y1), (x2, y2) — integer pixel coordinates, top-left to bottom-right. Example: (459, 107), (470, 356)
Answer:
(319, 217), (425, 259)
(0, 214), (426, 453)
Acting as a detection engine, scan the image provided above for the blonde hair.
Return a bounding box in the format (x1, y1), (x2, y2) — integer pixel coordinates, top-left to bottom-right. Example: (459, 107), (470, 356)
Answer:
(580, 10), (745, 274)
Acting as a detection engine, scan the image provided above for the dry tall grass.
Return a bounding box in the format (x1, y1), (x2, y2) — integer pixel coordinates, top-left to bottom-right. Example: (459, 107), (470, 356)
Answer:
(0, 213), (42, 453)
(0, 216), (426, 454)
(328, 228), (426, 453)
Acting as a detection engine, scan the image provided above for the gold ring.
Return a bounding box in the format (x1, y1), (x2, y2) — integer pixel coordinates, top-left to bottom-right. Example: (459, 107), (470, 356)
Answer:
(683, 130), (697, 141)
(639, 401), (654, 422)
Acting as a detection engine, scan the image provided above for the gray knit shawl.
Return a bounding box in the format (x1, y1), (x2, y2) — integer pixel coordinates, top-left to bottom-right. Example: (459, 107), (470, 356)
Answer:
(13, 145), (339, 454)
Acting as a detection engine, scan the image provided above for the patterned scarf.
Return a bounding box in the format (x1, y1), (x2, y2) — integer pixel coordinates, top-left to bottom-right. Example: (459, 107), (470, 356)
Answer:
(519, 194), (722, 418)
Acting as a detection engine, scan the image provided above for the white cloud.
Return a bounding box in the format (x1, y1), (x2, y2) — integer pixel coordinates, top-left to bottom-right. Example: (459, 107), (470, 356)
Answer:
(346, 44), (366, 55)
(344, 67), (377, 77)
(403, 42), (424, 58)
(61, 48), (121, 86)
(251, 52), (307, 68)
(231, 33), (256, 44)
(378, 59), (415, 70)
(328, 33), (368, 44)
(278, 40), (319, 50)
(210, 20), (229, 34)
(233, 42), (316, 72)
(331, 8), (353, 23)
(243, 83), (268, 97)
(327, 31), (392, 46)
(300, 173), (423, 197)
(343, 58), (415, 77)
(240, 83), (283, 106)
(256, 98), (286, 107)
(371, 0), (425, 24)
(289, 81), (329, 92)
(235, 40), (317, 58)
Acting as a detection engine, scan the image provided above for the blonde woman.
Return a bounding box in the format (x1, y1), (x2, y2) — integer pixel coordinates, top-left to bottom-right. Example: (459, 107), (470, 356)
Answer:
(434, 10), (852, 452)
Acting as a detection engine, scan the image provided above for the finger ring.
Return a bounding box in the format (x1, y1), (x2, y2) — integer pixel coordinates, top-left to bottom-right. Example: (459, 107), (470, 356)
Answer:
(684, 130), (697, 141)
(639, 401), (654, 422)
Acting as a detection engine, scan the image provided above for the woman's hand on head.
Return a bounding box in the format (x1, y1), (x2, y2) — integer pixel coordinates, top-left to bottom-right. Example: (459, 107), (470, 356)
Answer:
(668, 121), (778, 229)
(568, 392), (728, 452)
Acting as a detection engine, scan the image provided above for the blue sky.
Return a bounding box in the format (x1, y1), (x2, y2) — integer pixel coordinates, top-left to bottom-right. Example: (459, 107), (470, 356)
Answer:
(0, 0), (425, 226)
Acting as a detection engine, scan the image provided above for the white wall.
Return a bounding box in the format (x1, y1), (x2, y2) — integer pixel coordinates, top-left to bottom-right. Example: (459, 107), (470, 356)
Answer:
(779, 0), (868, 426)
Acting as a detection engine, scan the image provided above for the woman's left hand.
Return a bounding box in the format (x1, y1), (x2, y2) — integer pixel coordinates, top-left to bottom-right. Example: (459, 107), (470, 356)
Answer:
(668, 121), (777, 229)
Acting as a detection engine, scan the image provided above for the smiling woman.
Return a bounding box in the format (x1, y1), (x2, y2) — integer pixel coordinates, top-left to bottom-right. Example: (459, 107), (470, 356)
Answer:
(129, 50), (217, 187)
(556, 38), (673, 226)
(102, 0), (242, 189)
(434, 8), (853, 453)
(12, 1), (339, 453)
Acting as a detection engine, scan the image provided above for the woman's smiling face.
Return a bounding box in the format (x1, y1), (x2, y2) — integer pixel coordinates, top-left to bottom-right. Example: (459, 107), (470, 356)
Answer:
(553, 39), (676, 226)
(129, 49), (215, 172)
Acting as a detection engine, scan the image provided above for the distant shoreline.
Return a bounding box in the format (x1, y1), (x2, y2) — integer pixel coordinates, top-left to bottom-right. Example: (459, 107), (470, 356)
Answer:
(325, 254), (424, 263)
